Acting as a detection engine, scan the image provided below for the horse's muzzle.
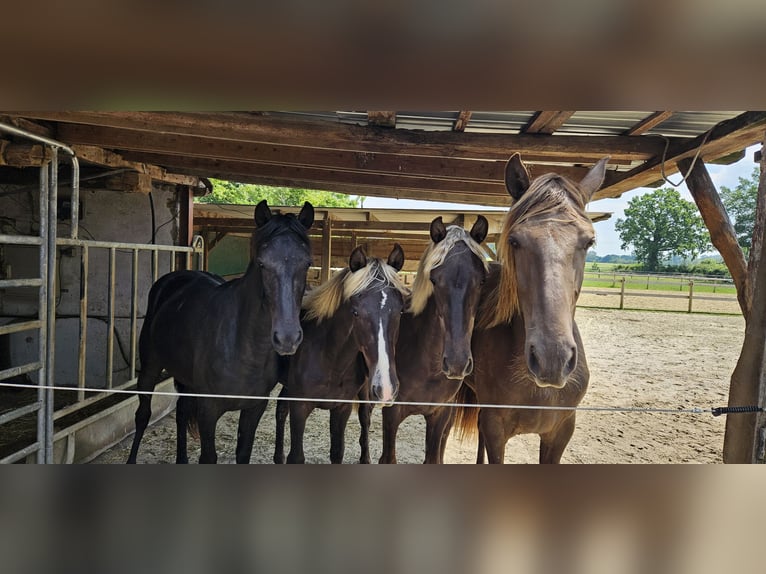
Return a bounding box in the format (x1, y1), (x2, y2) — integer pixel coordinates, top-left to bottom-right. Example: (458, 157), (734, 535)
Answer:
(272, 328), (303, 356)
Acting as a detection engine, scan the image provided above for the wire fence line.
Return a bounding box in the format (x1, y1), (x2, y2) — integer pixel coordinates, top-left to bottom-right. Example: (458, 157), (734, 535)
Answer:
(0, 380), (740, 417)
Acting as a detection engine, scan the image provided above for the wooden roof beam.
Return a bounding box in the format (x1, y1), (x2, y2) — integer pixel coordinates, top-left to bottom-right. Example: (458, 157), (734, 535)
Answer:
(71, 144), (204, 189)
(20, 111), (665, 161)
(623, 111), (674, 136)
(523, 111), (575, 134)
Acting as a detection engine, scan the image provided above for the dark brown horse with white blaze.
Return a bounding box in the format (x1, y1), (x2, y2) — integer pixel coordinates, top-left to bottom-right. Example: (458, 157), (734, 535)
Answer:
(378, 216), (489, 464)
(274, 244), (407, 464)
(455, 154), (609, 464)
(127, 201), (314, 464)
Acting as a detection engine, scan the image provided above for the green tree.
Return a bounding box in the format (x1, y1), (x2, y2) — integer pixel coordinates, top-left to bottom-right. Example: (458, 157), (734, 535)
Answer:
(615, 188), (711, 271)
(196, 179), (360, 208)
(720, 167), (759, 251)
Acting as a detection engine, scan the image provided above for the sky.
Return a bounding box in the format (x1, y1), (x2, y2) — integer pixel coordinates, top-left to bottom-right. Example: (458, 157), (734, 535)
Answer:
(362, 145), (761, 256)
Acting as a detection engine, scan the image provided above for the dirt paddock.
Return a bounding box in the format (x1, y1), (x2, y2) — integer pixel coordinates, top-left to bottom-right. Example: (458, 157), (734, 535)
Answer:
(94, 305), (745, 464)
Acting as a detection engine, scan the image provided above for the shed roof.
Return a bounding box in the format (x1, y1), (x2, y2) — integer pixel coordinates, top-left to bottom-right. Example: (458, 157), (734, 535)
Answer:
(1, 111), (764, 207)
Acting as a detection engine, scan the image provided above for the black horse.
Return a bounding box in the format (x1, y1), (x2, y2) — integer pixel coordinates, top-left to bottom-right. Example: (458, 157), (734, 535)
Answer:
(274, 244), (407, 464)
(127, 200), (314, 463)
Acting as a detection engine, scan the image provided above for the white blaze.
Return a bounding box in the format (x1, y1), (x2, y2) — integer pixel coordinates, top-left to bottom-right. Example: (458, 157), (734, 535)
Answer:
(374, 318), (394, 403)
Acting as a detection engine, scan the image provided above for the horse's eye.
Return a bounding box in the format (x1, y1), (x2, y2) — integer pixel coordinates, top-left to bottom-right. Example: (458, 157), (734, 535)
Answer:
(508, 236), (520, 248)
(352, 310), (359, 317)
(258, 261), (264, 269)
(583, 238), (595, 250)
(429, 276), (436, 285)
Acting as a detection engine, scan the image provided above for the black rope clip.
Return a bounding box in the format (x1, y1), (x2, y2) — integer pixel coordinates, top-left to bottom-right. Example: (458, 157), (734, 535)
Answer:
(711, 406), (765, 417)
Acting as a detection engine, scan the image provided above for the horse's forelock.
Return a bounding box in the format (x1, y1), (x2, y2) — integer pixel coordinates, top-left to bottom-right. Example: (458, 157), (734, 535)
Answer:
(252, 212), (310, 250)
(409, 226), (489, 316)
(478, 174), (590, 329)
(302, 258), (409, 323)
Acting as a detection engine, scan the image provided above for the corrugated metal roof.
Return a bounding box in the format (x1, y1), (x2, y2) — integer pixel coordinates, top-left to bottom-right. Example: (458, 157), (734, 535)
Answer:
(272, 110), (744, 139)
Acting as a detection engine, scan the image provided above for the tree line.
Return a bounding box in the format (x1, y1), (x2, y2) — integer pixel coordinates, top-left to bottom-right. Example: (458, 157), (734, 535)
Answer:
(613, 167), (759, 272)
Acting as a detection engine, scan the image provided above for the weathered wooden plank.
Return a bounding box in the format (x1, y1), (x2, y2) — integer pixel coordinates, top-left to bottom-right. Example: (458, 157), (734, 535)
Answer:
(454, 111), (472, 132)
(679, 157), (749, 315)
(82, 171), (153, 194)
(320, 216), (332, 283)
(623, 111), (674, 136)
(523, 111), (575, 134)
(0, 140), (53, 167)
(367, 111), (396, 127)
(72, 144), (200, 187)
(21, 111), (665, 160)
(63, 123), (632, 183)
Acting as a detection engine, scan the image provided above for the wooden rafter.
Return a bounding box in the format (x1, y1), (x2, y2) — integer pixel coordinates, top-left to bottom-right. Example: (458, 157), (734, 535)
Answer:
(523, 111), (575, 134)
(596, 111), (766, 200)
(624, 111), (674, 136)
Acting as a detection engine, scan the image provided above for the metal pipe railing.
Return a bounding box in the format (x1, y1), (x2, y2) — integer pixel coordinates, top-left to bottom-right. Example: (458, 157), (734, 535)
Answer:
(0, 121), (80, 240)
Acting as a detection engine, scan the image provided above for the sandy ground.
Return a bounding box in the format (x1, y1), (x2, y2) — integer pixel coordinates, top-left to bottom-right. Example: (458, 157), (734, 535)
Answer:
(93, 305), (745, 464)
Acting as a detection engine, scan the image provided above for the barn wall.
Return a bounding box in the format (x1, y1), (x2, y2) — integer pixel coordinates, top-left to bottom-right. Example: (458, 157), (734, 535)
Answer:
(0, 182), (179, 389)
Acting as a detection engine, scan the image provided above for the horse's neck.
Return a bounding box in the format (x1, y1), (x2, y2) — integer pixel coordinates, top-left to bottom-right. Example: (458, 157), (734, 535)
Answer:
(408, 297), (447, 371)
(306, 306), (357, 366)
(232, 264), (271, 336)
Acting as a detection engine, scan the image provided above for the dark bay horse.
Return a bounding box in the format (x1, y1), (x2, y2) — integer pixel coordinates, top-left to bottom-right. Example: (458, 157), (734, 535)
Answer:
(274, 244), (407, 464)
(455, 154), (609, 463)
(378, 216), (489, 464)
(127, 200), (314, 464)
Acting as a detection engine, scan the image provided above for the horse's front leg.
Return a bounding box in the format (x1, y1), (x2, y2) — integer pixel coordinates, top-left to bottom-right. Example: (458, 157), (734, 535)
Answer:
(274, 387), (290, 464)
(236, 400), (268, 464)
(286, 401), (313, 464)
(425, 407), (453, 464)
(539, 414), (576, 464)
(379, 403), (405, 464)
(197, 401), (221, 464)
(479, 409), (507, 464)
(329, 404), (352, 464)
(357, 386), (372, 464)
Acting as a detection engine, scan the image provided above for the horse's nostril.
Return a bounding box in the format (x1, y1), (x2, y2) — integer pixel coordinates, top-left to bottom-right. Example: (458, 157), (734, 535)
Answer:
(272, 332), (281, 347)
(442, 357), (450, 374)
(565, 346), (577, 375)
(528, 345), (540, 375)
(465, 357), (474, 376)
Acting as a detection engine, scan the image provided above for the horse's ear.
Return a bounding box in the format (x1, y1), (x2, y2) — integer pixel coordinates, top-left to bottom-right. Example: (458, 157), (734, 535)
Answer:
(504, 153), (530, 200)
(430, 217), (448, 244)
(578, 157), (610, 202)
(470, 215), (489, 244)
(387, 243), (405, 272)
(254, 200), (272, 227)
(298, 201), (314, 230)
(349, 246), (367, 272)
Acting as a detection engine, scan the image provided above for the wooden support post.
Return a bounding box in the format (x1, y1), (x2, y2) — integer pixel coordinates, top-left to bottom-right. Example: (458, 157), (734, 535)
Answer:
(723, 136), (766, 463)
(619, 277), (625, 310)
(321, 215), (332, 284)
(687, 280), (694, 313)
(678, 157), (750, 316)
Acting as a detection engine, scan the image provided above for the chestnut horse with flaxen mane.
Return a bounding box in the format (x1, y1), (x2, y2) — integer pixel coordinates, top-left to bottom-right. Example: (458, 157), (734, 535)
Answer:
(454, 154), (609, 463)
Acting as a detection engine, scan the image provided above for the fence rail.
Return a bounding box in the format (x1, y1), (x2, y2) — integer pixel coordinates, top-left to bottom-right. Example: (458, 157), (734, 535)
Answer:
(581, 273), (739, 314)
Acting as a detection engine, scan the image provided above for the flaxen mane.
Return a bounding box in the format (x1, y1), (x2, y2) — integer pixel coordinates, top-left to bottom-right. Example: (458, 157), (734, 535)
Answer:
(478, 173), (592, 329)
(302, 258), (409, 323)
(409, 226), (490, 316)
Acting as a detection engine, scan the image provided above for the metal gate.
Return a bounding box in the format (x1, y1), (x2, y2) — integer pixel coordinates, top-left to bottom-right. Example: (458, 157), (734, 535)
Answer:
(0, 123), (204, 463)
